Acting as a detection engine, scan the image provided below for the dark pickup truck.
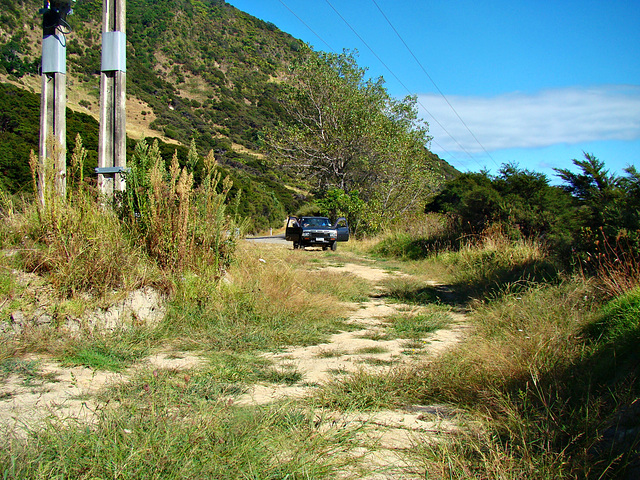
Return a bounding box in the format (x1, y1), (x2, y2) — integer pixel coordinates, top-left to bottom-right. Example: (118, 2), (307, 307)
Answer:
(285, 216), (349, 250)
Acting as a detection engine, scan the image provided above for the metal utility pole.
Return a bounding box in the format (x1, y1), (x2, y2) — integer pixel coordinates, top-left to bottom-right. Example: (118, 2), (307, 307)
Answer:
(97, 0), (127, 195)
(39, 0), (73, 204)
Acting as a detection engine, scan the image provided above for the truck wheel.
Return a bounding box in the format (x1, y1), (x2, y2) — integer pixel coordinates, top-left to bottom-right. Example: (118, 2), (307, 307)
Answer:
(331, 241), (337, 251)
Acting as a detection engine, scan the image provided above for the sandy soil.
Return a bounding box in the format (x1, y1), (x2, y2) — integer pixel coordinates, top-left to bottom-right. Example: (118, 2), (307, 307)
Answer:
(1, 255), (470, 478)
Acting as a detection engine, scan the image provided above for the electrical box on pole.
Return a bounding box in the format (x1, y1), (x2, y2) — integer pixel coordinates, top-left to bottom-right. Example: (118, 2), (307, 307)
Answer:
(39, 0), (74, 204)
(97, 0), (127, 195)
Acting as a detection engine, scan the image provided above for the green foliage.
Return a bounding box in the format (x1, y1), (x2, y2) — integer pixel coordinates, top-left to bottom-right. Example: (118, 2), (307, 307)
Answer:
(0, 83), (99, 194)
(0, 82), (297, 231)
(584, 287), (640, 344)
(0, 34), (39, 77)
(264, 49), (444, 233)
(426, 164), (578, 251)
(555, 154), (640, 266)
(9, 138), (150, 296)
(316, 188), (365, 233)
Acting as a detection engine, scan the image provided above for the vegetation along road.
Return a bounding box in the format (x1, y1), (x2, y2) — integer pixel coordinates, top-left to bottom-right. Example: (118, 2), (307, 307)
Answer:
(1, 237), (473, 479)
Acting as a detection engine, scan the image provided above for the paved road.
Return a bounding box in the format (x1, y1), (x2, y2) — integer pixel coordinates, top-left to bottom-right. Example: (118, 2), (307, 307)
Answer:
(244, 234), (289, 245)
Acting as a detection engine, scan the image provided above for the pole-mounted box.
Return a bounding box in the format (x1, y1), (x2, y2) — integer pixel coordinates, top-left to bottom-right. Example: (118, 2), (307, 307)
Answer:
(42, 34), (66, 73)
(101, 31), (126, 72)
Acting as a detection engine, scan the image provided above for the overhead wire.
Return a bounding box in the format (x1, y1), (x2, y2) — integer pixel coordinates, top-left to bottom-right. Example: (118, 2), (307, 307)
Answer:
(278, 0), (480, 168)
(323, 0), (473, 164)
(277, 0), (336, 53)
(371, 0), (499, 169)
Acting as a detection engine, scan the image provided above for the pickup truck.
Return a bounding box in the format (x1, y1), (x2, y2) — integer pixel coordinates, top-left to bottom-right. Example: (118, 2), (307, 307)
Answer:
(285, 216), (349, 250)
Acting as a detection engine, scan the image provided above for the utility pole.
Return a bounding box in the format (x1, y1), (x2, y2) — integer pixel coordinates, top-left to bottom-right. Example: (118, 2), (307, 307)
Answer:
(97, 0), (127, 195)
(39, 0), (73, 204)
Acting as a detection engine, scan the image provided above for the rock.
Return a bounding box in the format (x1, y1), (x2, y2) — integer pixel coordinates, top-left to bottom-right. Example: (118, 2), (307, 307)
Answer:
(87, 287), (166, 332)
(33, 309), (53, 326)
(10, 310), (25, 325)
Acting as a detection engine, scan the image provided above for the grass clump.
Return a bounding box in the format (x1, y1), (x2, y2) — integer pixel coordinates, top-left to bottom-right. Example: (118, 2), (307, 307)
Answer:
(60, 328), (153, 372)
(312, 368), (423, 412)
(386, 310), (451, 339)
(1, 395), (359, 478)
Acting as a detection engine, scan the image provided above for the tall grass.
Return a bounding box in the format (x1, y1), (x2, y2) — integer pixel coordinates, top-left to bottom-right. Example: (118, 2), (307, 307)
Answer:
(409, 280), (640, 479)
(2, 137), (245, 298)
(121, 139), (245, 276)
(0, 368), (361, 479)
(161, 243), (371, 352)
(368, 224), (640, 478)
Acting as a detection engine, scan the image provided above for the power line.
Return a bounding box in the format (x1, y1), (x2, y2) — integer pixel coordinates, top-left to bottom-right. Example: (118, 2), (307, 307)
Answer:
(279, 0), (473, 170)
(323, 1), (473, 159)
(371, 0), (499, 169)
(278, 0), (336, 53)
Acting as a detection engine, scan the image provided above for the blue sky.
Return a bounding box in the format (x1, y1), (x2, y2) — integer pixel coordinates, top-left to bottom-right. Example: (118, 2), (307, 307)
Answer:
(228, 0), (639, 181)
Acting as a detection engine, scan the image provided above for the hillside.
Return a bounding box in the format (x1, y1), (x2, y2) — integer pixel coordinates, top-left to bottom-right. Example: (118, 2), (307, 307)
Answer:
(2, 0), (302, 150)
(0, 0), (456, 229)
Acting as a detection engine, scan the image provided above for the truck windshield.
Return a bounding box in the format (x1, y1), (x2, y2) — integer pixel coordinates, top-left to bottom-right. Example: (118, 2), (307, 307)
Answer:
(303, 218), (331, 227)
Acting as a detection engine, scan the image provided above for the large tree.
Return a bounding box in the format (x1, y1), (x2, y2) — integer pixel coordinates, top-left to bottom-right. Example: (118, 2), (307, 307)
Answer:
(263, 49), (442, 231)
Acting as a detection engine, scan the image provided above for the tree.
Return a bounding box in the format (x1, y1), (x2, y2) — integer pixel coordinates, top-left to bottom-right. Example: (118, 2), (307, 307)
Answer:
(425, 164), (578, 251)
(263, 49), (442, 232)
(555, 153), (640, 259)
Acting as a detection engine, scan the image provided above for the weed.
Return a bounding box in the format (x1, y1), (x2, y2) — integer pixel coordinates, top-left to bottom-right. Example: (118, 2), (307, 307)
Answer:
(387, 310), (451, 339)
(358, 357), (395, 366)
(355, 346), (388, 355)
(316, 349), (347, 358)
(356, 330), (392, 341)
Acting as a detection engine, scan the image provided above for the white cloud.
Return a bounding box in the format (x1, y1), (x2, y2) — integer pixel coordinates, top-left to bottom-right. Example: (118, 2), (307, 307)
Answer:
(417, 85), (640, 154)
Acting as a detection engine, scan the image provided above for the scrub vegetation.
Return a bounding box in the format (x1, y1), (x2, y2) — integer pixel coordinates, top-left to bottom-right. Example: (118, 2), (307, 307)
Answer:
(1, 0), (638, 476)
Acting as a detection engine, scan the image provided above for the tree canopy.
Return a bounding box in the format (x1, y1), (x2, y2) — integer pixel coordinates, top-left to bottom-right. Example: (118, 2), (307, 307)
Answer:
(263, 49), (443, 232)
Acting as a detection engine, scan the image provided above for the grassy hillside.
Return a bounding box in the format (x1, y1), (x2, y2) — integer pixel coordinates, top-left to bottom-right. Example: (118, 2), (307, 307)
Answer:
(1, 0), (302, 152)
(0, 0), (456, 230)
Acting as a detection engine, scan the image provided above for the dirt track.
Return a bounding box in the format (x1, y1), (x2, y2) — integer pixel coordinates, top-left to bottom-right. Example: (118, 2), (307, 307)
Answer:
(1, 245), (470, 478)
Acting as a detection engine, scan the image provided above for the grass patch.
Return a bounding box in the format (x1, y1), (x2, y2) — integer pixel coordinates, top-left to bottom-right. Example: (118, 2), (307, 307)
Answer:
(386, 309), (452, 339)
(584, 286), (640, 343)
(313, 368), (421, 411)
(0, 358), (57, 386)
(305, 270), (371, 303)
(1, 397), (360, 478)
(355, 346), (388, 355)
(61, 328), (154, 372)
(398, 278), (640, 478)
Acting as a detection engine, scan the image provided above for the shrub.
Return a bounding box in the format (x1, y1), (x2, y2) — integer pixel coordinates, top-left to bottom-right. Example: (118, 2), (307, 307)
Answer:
(121, 139), (245, 276)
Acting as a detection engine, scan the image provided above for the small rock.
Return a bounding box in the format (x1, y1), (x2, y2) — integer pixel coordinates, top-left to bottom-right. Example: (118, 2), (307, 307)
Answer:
(33, 309), (53, 326)
(11, 310), (25, 325)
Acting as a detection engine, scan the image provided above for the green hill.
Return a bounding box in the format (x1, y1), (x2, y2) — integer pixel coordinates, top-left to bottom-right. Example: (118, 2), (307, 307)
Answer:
(0, 0), (455, 230)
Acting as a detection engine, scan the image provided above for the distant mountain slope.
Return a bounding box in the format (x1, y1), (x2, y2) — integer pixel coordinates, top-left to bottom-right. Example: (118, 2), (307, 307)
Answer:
(0, 0), (457, 230)
(1, 0), (302, 154)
